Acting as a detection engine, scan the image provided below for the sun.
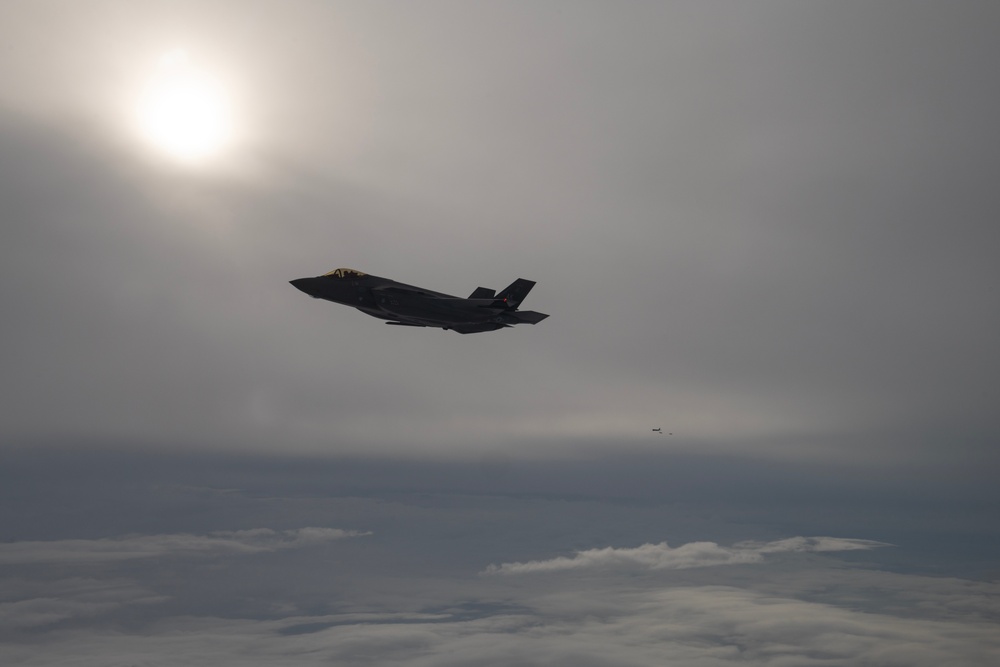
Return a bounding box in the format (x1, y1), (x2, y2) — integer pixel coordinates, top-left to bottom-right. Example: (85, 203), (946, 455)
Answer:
(136, 49), (232, 162)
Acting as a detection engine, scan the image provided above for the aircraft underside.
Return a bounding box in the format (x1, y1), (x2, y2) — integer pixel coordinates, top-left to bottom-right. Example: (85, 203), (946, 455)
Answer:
(363, 305), (510, 333)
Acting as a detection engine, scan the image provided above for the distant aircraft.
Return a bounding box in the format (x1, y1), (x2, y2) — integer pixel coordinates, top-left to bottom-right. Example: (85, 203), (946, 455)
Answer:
(652, 428), (662, 433)
(290, 268), (548, 334)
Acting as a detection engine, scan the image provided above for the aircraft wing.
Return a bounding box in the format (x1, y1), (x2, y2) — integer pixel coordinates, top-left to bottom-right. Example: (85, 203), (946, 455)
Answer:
(371, 284), (456, 299)
(450, 322), (509, 334)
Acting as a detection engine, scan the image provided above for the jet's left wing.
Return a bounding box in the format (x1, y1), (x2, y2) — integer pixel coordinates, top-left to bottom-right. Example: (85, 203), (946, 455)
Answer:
(371, 284), (456, 299)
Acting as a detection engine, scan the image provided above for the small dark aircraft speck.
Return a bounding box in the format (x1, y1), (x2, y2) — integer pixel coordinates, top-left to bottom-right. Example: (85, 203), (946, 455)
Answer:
(291, 268), (548, 334)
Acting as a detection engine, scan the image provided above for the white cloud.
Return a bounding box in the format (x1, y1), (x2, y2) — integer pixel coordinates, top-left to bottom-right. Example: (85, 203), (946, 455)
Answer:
(482, 536), (891, 575)
(0, 527), (371, 565)
(2, 578), (998, 667)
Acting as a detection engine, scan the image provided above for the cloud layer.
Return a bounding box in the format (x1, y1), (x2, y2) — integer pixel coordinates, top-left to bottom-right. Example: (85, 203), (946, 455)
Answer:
(4, 578), (998, 667)
(0, 578), (167, 629)
(0, 528), (370, 565)
(483, 536), (891, 575)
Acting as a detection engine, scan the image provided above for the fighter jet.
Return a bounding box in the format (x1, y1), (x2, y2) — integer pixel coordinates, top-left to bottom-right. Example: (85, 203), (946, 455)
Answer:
(290, 268), (548, 334)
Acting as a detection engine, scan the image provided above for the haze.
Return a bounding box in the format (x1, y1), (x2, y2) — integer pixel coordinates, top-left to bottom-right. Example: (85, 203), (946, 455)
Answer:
(2, 2), (998, 664)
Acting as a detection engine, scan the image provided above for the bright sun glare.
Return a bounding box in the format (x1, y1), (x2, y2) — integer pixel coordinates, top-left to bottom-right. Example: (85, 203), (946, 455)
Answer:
(137, 49), (232, 162)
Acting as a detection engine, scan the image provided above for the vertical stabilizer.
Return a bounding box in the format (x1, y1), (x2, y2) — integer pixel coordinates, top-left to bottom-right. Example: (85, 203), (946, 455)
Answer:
(494, 279), (536, 308)
(468, 287), (495, 299)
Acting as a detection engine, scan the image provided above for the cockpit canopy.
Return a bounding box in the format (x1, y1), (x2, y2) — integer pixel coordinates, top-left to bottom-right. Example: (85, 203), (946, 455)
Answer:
(322, 268), (367, 279)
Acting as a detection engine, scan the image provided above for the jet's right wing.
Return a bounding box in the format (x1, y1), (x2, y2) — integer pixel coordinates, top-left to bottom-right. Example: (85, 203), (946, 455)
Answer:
(450, 322), (508, 334)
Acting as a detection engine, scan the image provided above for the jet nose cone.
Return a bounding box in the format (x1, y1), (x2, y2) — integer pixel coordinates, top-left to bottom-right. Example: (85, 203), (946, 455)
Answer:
(290, 277), (315, 295)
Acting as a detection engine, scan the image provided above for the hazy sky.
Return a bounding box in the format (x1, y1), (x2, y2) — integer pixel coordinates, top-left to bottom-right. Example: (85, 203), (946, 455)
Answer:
(2, 1), (998, 664)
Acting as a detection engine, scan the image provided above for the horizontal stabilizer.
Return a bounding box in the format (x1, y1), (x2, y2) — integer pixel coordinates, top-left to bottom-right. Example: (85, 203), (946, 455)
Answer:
(468, 287), (495, 299)
(506, 310), (549, 325)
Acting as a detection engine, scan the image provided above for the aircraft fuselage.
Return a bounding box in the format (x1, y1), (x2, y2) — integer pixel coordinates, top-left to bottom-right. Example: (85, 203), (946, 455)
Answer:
(290, 268), (547, 334)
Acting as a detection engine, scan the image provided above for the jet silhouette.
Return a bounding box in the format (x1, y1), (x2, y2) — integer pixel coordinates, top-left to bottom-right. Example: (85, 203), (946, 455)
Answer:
(291, 268), (548, 334)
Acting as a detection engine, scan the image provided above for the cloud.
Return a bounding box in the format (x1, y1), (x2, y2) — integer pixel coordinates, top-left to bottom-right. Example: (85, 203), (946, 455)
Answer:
(738, 535), (893, 553)
(3, 578), (998, 667)
(482, 536), (891, 575)
(0, 578), (168, 629)
(0, 528), (371, 565)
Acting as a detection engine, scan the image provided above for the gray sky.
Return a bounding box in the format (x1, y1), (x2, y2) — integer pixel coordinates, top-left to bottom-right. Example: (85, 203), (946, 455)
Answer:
(3, 1), (999, 464)
(2, 1), (999, 664)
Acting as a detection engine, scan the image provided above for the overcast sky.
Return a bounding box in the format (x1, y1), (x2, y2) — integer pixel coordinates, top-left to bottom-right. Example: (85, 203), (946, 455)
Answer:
(2, 1), (999, 664)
